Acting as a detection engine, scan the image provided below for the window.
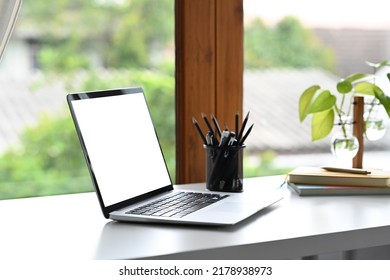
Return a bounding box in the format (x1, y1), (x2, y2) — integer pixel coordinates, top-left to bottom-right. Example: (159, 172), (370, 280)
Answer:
(0, 0), (175, 200)
(243, 0), (390, 175)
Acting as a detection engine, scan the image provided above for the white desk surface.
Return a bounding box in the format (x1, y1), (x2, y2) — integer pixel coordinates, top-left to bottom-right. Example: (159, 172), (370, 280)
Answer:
(1, 175), (390, 260)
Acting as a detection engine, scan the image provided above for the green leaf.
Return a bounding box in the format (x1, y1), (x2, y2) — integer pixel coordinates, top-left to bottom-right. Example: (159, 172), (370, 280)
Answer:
(299, 85), (320, 122)
(336, 73), (367, 94)
(311, 109), (334, 141)
(309, 90), (336, 113)
(375, 89), (390, 118)
(336, 79), (352, 94)
(354, 82), (383, 96)
(344, 73), (367, 83)
(366, 60), (389, 69)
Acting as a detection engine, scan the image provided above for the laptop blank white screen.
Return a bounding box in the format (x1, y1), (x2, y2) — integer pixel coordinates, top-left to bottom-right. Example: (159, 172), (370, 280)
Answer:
(71, 91), (172, 206)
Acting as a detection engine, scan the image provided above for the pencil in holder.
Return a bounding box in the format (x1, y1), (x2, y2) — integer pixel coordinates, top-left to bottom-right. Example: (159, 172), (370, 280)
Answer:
(204, 145), (245, 192)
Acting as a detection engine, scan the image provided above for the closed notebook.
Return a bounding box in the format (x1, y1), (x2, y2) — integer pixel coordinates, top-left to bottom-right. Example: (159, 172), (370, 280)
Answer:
(288, 182), (390, 196)
(288, 166), (390, 187)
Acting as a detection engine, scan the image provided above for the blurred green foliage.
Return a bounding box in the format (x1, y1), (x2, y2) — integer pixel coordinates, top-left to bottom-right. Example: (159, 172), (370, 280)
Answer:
(245, 16), (335, 71)
(0, 113), (91, 199)
(244, 150), (292, 178)
(21, 0), (174, 71)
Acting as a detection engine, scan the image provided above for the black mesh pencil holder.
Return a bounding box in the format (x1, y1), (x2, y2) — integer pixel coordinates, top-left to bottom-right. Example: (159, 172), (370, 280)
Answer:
(204, 145), (245, 192)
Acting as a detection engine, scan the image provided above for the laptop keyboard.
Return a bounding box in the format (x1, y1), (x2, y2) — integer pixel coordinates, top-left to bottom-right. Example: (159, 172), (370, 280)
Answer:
(125, 192), (229, 218)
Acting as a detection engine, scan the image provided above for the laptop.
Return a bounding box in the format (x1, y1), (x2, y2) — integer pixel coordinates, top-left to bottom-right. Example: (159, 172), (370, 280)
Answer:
(67, 87), (283, 226)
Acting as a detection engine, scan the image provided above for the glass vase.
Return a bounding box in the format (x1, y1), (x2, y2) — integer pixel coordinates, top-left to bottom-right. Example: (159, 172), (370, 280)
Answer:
(331, 116), (359, 160)
(364, 100), (387, 141)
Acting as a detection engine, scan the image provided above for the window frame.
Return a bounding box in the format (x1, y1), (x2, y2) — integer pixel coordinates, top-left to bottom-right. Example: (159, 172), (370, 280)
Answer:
(175, 0), (244, 183)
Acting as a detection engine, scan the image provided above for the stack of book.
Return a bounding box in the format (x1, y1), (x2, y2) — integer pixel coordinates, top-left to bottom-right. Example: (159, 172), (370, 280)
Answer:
(287, 166), (390, 196)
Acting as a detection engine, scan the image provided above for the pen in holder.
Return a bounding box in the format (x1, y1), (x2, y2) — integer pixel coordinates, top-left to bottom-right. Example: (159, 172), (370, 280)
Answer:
(204, 145), (245, 192)
(193, 112), (253, 192)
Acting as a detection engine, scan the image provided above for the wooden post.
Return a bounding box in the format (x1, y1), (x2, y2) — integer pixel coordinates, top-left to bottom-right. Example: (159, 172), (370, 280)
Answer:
(353, 96), (364, 168)
(175, 0), (243, 184)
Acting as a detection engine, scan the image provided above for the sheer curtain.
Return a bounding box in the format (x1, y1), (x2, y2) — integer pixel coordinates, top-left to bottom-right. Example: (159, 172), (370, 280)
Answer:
(0, 0), (22, 60)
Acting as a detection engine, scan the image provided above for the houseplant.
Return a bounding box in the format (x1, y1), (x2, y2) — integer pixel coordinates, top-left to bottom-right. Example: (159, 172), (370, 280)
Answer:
(299, 60), (390, 158)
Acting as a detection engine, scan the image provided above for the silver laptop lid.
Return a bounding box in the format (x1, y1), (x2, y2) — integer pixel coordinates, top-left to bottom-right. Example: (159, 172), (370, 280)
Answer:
(67, 88), (172, 218)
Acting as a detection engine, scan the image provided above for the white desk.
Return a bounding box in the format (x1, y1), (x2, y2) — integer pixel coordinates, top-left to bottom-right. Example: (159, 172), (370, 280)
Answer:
(1, 175), (390, 260)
